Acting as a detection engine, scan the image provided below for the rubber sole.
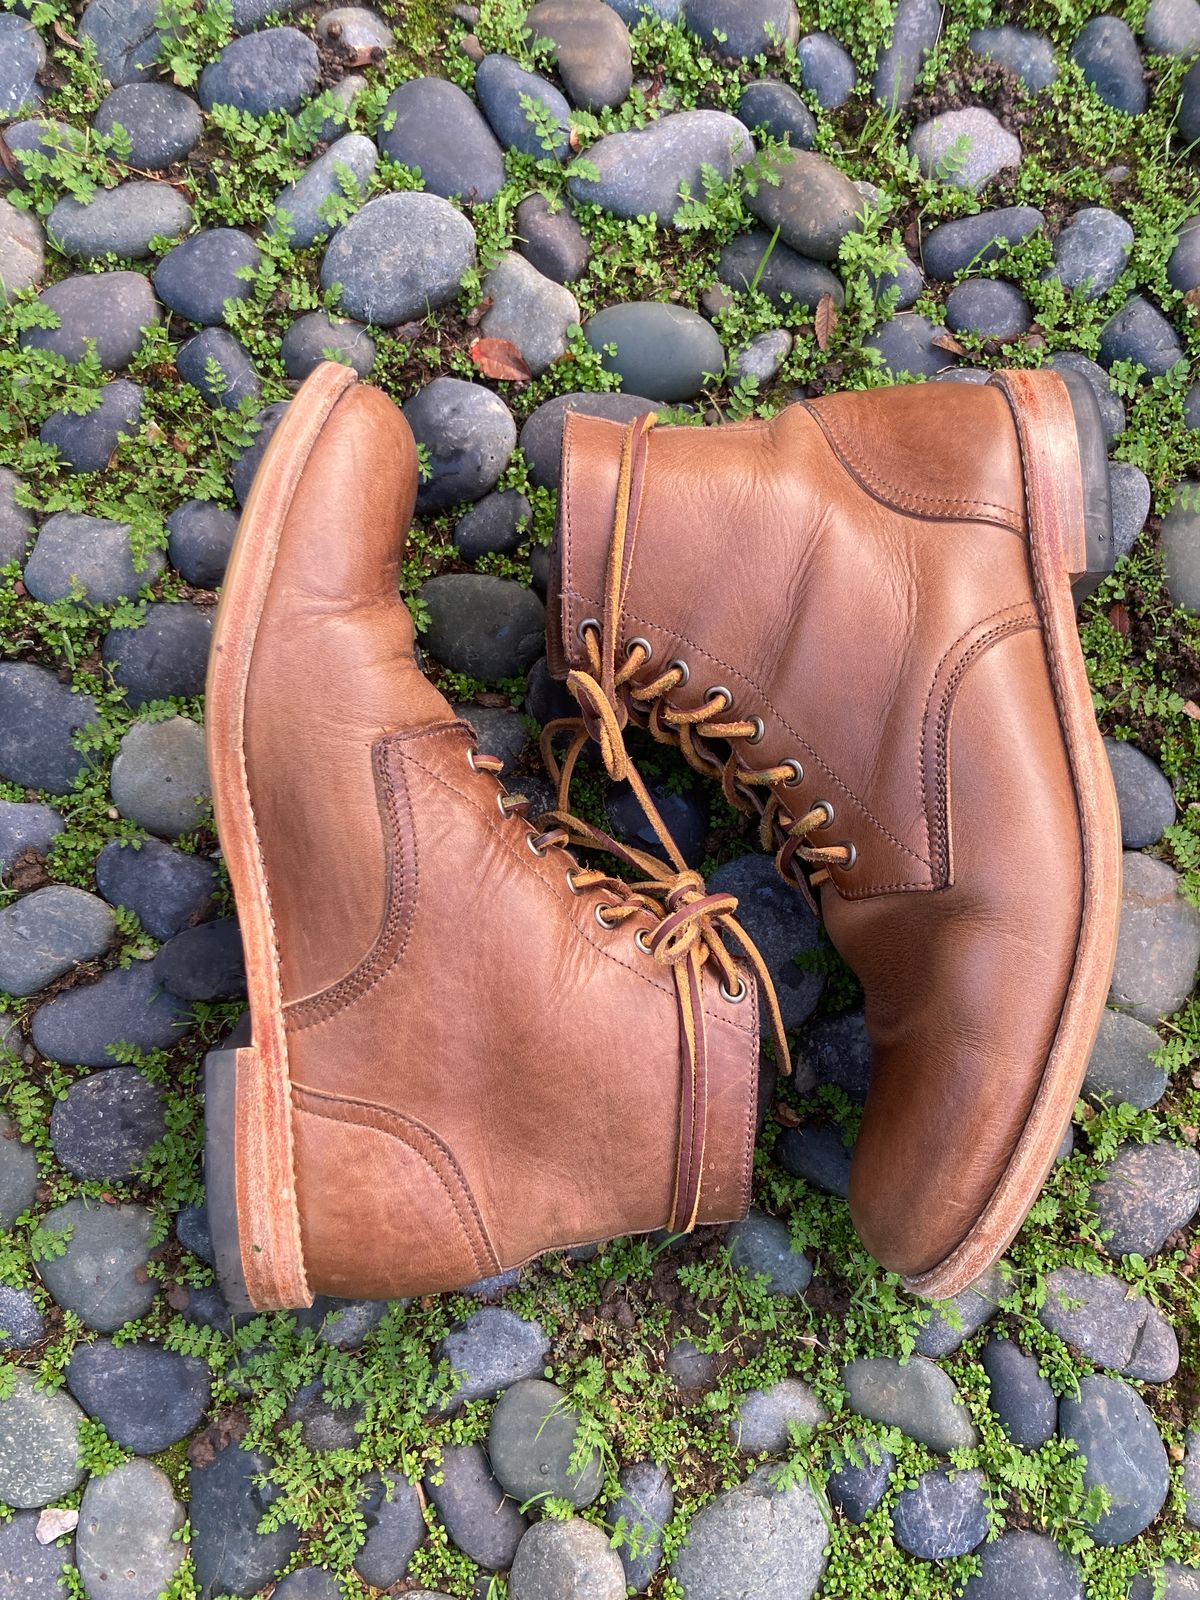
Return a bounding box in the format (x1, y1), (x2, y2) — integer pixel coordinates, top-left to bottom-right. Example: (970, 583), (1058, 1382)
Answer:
(902, 369), (1122, 1300)
(203, 361), (360, 1314)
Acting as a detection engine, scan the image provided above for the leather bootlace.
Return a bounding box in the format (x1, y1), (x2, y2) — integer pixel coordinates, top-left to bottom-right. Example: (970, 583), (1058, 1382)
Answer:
(542, 411), (854, 902)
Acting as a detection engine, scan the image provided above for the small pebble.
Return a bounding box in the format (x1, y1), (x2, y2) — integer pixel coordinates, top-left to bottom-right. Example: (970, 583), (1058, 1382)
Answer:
(982, 1337), (1057, 1448)
(177, 328), (261, 411)
(945, 278), (1031, 339)
(22, 272), (159, 370)
(726, 1207), (812, 1296)
(968, 25), (1058, 91)
(93, 83), (203, 170)
(199, 27), (321, 116)
(166, 499), (238, 588)
(153, 228), (261, 328)
(908, 107), (1022, 191)
(110, 716), (211, 838)
(0, 885), (115, 996)
(1099, 295), (1185, 377)
(40, 381), (143, 474)
(1053, 207), (1134, 299)
(1071, 16), (1148, 114)
(47, 182), (191, 261)
(1089, 1139), (1200, 1257)
(50, 1068), (166, 1181)
(35, 1199), (157, 1332)
(281, 312), (375, 380)
(488, 1379), (603, 1508)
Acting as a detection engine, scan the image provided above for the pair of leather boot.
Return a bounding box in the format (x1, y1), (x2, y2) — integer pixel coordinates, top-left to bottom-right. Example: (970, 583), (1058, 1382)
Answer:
(203, 360), (1120, 1313)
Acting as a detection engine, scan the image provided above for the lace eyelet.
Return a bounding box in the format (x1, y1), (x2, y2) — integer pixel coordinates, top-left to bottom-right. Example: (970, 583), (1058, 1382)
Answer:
(668, 658), (690, 687)
(720, 977), (747, 1003)
(496, 792), (522, 819)
(625, 635), (652, 663)
(577, 617), (600, 642)
(527, 834), (548, 858)
(815, 800), (835, 829)
(782, 759), (804, 786)
(595, 904), (616, 930)
(745, 716), (765, 744)
(705, 685), (733, 710)
(634, 929), (652, 955)
(565, 869), (584, 895)
(838, 842), (858, 871)
(467, 747), (481, 772)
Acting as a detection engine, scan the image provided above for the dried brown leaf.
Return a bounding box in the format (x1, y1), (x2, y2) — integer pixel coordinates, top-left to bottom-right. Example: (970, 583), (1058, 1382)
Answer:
(470, 337), (532, 383)
(931, 331), (966, 355)
(814, 293), (837, 352)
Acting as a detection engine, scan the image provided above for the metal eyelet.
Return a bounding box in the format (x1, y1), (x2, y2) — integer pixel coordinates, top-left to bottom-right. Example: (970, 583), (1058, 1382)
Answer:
(466, 747), (481, 772)
(668, 658), (690, 687)
(720, 977), (747, 1003)
(565, 869), (584, 895)
(705, 685), (733, 710)
(595, 904), (616, 930)
(527, 834), (548, 858)
(814, 801), (835, 828)
(496, 792), (521, 819)
(577, 617), (600, 642)
(625, 636), (653, 663)
(634, 929), (652, 954)
(782, 759), (804, 786)
(745, 716), (765, 744)
(838, 842), (858, 871)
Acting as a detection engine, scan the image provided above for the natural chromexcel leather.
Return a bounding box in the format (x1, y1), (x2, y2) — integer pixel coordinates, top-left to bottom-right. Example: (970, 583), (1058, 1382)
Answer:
(548, 376), (1116, 1285)
(231, 374), (761, 1302)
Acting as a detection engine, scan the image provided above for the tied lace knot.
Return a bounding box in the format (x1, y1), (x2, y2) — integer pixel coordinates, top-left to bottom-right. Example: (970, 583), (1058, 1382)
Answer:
(541, 410), (791, 1074)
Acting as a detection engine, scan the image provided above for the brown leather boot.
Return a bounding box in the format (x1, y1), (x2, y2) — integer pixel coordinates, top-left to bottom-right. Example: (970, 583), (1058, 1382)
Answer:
(203, 362), (770, 1312)
(546, 369), (1122, 1300)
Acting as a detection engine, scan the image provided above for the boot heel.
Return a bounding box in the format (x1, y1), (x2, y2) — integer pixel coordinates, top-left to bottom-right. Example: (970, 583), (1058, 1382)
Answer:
(1055, 367), (1115, 607)
(204, 1043), (311, 1314)
(203, 1048), (254, 1315)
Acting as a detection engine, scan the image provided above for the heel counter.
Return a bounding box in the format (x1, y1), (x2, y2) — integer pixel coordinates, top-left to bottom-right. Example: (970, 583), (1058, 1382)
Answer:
(291, 1089), (500, 1298)
(803, 385), (1028, 534)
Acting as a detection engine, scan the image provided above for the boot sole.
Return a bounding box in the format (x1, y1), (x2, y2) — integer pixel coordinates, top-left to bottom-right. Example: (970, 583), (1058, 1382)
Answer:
(204, 360), (360, 1313)
(903, 369), (1122, 1300)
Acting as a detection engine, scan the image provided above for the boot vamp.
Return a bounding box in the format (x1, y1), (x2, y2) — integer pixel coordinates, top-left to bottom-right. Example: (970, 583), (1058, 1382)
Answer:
(831, 623), (1084, 1278)
(242, 381), (452, 1005)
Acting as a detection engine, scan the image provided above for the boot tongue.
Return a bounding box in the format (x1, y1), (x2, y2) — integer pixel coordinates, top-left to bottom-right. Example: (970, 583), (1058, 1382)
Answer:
(546, 410), (631, 680)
